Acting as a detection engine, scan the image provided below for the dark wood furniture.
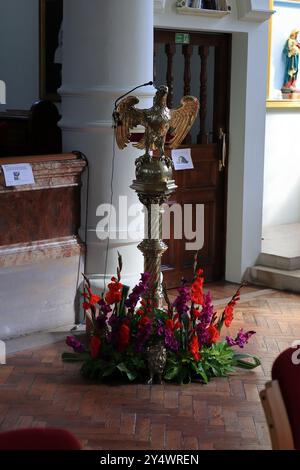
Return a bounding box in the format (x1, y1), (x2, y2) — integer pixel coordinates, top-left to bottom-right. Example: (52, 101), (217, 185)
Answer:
(0, 153), (85, 247)
(0, 100), (62, 158)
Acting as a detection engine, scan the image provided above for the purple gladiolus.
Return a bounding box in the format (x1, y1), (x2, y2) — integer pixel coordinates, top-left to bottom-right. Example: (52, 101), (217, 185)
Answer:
(98, 298), (112, 315)
(125, 272), (151, 312)
(164, 329), (179, 352)
(96, 313), (107, 330)
(226, 329), (256, 348)
(135, 320), (152, 352)
(200, 291), (214, 326)
(173, 286), (191, 317)
(196, 324), (211, 347)
(66, 335), (85, 353)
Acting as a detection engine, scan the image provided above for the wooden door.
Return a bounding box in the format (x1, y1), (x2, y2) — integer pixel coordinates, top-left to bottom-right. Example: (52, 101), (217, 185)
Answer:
(154, 30), (231, 286)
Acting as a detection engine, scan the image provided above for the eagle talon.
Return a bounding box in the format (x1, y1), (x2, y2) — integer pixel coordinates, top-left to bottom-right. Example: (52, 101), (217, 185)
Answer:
(159, 155), (173, 168)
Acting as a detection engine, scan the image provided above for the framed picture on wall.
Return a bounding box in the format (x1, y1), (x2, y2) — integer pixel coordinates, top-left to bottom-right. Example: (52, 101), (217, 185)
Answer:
(267, 0), (300, 108)
(39, 0), (63, 102)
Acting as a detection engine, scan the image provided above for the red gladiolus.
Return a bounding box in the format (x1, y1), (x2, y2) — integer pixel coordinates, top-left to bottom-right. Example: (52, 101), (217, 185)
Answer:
(224, 303), (234, 327)
(139, 316), (151, 327)
(174, 320), (182, 330)
(89, 294), (100, 305)
(189, 335), (201, 362)
(105, 276), (123, 305)
(90, 336), (101, 359)
(223, 289), (241, 328)
(192, 308), (201, 319)
(82, 290), (100, 310)
(82, 301), (90, 310)
(118, 323), (130, 352)
(136, 308), (144, 316)
(165, 319), (174, 331)
(173, 313), (182, 330)
(208, 325), (220, 343)
(191, 271), (204, 306)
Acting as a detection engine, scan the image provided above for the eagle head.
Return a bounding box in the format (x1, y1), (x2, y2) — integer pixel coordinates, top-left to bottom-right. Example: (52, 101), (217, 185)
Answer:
(154, 85), (168, 106)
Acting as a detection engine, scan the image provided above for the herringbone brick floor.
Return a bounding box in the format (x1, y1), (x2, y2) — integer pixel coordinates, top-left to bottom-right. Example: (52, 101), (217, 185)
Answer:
(1, 283), (300, 450)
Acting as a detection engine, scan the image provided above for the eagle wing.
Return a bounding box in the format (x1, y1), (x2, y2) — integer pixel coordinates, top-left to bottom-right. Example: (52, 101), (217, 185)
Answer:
(115, 96), (144, 149)
(168, 96), (199, 149)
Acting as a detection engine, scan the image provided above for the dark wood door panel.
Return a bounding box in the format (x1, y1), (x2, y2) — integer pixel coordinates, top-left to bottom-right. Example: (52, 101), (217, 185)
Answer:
(155, 29), (230, 286)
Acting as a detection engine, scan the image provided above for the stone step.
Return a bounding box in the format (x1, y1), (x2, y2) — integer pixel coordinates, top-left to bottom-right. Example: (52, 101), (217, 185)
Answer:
(249, 265), (300, 294)
(257, 252), (300, 271)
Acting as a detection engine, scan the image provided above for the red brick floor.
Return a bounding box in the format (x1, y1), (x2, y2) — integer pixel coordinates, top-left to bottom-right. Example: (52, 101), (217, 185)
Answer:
(1, 283), (300, 450)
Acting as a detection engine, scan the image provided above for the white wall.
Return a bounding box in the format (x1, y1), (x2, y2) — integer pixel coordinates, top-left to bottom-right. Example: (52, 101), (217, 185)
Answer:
(0, 0), (39, 110)
(262, 0), (300, 228)
(263, 109), (300, 227)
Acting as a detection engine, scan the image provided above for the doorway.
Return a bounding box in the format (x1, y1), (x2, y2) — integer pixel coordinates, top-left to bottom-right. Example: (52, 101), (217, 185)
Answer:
(154, 30), (231, 286)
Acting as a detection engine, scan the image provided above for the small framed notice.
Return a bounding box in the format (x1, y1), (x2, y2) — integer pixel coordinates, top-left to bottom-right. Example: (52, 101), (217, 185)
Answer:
(171, 148), (194, 171)
(2, 163), (35, 187)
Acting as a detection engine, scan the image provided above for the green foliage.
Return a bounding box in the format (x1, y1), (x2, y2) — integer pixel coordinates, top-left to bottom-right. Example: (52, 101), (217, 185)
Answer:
(61, 352), (90, 363)
(163, 341), (260, 385)
(233, 352), (261, 369)
(63, 341), (261, 385)
(200, 342), (236, 380)
(80, 348), (147, 382)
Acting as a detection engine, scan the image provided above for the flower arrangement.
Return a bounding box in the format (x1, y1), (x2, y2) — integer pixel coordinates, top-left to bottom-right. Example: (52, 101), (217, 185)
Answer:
(62, 254), (260, 384)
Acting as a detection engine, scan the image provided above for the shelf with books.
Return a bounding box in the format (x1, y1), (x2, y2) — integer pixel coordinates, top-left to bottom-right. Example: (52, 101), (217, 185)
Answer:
(176, 0), (231, 17)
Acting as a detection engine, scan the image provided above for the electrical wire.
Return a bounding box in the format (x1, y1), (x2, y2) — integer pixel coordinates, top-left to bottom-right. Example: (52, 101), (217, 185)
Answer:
(71, 150), (89, 327)
(102, 129), (116, 293)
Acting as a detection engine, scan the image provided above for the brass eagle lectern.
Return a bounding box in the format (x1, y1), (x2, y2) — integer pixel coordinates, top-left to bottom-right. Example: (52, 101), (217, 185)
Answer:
(114, 85), (199, 306)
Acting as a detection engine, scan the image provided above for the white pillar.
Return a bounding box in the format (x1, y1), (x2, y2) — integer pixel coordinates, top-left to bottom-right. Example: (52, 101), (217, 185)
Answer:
(226, 27), (268, 282)
(60, 0), (155, 290)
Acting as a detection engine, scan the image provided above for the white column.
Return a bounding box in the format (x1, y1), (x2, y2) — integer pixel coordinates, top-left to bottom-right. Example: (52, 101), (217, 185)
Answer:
(60, 0), (155, 289)
(226, 27), (268, 282)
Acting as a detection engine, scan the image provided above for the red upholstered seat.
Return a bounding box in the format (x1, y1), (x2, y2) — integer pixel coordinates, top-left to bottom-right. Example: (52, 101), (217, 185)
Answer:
(0, 428), (81, 450)
(272, 346), (300, 450)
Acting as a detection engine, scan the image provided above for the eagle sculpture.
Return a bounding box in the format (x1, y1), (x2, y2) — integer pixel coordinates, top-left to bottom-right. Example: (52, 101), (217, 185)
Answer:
(113, 85), (199, 161)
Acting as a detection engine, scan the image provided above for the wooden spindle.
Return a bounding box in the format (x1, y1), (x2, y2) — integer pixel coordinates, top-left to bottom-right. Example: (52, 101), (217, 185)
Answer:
(182, 44), (193, 144)
(165, 43), (176, 108)
(182, 44), (193, 96)
(153, 43), (160, 84)
(198, 45), (209, 144)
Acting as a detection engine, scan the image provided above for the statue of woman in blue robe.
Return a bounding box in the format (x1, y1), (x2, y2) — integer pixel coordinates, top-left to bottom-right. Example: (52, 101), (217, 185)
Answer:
(283, 29), (300, 91)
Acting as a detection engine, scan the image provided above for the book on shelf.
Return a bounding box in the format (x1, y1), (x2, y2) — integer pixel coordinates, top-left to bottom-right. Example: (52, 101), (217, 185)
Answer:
(201, 0), (217, 9)
(182, 0), (228, 11)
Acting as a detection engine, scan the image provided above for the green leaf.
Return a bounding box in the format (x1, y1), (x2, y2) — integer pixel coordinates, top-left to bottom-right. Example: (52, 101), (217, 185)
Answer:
(191, 362), (208, 383)
(116, 362), (137, 381)
(126, 370), (137, 381)
(116, 362), (129, 373)
(62, 352), (89, 362)
(233, 353), (261, 369)
(102, 364), (117, 377)
(164, 366), (179, 380)
(118, 285), (130, 316)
